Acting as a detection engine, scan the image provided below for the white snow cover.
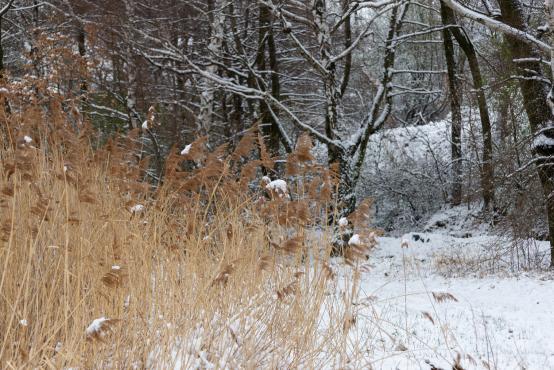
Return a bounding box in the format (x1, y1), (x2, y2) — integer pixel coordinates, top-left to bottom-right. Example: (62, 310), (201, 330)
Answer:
(19, 319), (28, 326)
(324, 232), (554, 369)
(265, 179), (287, 196)
(111, 265), (121, 270)
(85, 317), (109, 336)
(533, 133), (554, 149)
(23, 135), (33, 143)
(180, 144), (192, 156)
(130, 204), (145, 213)
(338, 217), (348, 227)
(261, 176), (271, 184)
(151, 228), (554, 369)
(142, 120), (148, 129)
(348, 234), (361, 246)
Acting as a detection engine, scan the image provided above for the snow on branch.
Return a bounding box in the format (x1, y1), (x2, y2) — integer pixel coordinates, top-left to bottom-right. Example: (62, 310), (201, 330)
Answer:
(441, 0), (551, 53)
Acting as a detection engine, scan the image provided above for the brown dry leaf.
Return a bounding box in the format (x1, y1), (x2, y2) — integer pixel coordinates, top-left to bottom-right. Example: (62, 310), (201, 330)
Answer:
(322, 262), (336, 280)
(257, 255), (272, 272)
(277, 236), (304, 254)
(432, 292), (459, 303)
(343, 313), (356, 333)
(101, 265), (126, 288)
(1, 184), (14, 197)
(422, 311), (435, 325)
(349, 198), (374, 227)
(258, 132), (275, 170)
(276, 280), (298, 301)
(232, 127), (257, 159)
(212, 263), (235, 286)
(294, 133), (314, 162)
(30, 204), (51, 221)
(79, 191), (96, 204)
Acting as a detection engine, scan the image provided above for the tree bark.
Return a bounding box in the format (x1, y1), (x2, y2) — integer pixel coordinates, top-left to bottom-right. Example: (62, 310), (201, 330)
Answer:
(497, 0), (554, 267)
(198, 0), (225, 134)
(442, 3), (494, 209)
(256, 3), (281, 158)
(0, 15), (4, 74)
(440, 3), (463, 206)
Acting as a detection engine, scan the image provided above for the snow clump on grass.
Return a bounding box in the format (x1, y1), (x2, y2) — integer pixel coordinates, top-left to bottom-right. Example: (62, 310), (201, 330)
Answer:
(348, 234), (362, 247)
(265, 179), (288, 198)
(180, 144), (192, 156)
(130, 204), (145, 214)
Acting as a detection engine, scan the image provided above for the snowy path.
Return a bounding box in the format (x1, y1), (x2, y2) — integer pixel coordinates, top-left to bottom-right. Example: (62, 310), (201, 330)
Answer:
(338, 234), (554, 369)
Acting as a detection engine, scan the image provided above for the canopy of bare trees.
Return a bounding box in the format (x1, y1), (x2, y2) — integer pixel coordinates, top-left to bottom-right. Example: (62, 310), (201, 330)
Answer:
(2, 0), (554, 264)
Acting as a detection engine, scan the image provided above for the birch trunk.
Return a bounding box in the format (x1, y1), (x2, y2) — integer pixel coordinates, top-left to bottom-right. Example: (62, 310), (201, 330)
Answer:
(198, 0), (226, 134)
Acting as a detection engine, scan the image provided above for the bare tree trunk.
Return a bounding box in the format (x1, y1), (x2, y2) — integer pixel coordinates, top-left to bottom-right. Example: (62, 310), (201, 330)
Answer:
(312, 0), (340, 148)
(440, 3), (463, 206)
(256, 3), (281, 157)
(0, 16), (4, 74)
(442, 4), (494, 210)
(124, 0), (139, 130)
(0, 0), (15, 74)
(498, 0), (554, 267)
(198, 0), (225, 135)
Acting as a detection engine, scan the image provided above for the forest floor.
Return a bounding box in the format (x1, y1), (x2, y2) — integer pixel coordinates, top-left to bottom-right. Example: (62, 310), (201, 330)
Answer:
(331, 230), (554, 369)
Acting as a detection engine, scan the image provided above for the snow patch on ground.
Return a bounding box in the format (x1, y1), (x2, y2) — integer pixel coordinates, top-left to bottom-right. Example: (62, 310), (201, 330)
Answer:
(329, 233), (554, 369)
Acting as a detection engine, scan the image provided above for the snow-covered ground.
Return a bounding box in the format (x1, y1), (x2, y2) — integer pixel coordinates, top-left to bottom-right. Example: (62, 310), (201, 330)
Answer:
(334, 232), (554, 369)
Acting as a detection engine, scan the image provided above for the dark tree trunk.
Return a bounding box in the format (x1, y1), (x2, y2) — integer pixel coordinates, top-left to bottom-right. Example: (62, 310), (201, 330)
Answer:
(442, 4), (494, 210)
(0, 16), (3, 74)
(77, 24), (88, 97)
(497, 0), (554, 267)
(440, 4), (463, 206)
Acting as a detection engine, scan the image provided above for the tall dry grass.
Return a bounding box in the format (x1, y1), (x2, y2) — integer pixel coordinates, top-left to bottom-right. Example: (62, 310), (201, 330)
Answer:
(0, 81), (376, 368)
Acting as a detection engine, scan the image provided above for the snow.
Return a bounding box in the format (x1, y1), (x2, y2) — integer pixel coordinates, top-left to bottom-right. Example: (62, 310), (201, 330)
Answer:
(142, 120), (148, 129)
(19, 319), (28, 327)
(327, 232), (554, 369)
(130, 204), (145, 213)
(150, 226), (553, 368)
(180, 144), (192, 156)
(357, 110), (496, 232)
(533, 133), (554, 150)
(85, 317), (109, 337)
(265, 179), (287, 197)
(111, 265), (121, 270)
(338, 217), (349, 227)
(348, 233), (362, 246)
(23, 135), (33, 143)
